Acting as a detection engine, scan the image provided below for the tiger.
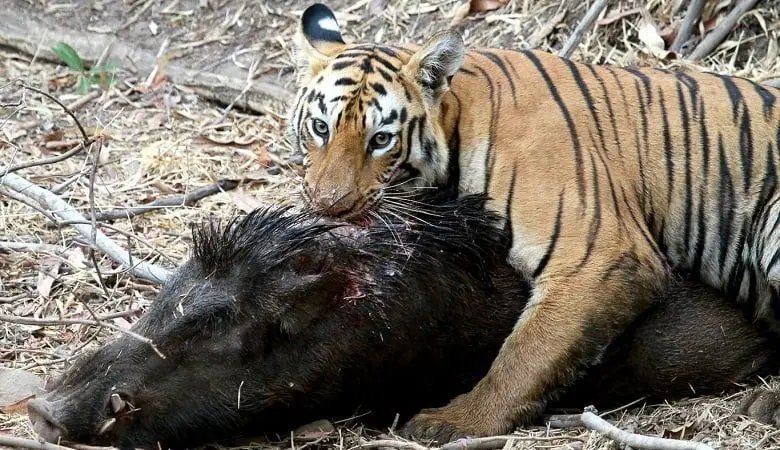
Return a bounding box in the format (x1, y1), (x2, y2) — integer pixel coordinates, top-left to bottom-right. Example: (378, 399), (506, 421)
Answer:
(286, 2), (780, 442)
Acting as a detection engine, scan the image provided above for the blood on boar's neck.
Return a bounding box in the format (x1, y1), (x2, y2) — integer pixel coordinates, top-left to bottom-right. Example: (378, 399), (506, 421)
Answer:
(27, 193), (779, 450)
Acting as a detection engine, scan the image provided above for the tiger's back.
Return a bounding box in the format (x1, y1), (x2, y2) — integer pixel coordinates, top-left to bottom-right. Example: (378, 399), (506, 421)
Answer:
(441, 48), (780, 320)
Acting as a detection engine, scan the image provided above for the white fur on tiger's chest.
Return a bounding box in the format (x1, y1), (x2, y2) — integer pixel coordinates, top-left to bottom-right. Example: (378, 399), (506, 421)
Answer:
(458, 139), (490, 195)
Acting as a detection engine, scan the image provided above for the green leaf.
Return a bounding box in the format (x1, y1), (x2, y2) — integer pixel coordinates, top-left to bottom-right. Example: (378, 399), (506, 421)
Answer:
(76, 77), (91, 95)
(52, 42), (85, 72)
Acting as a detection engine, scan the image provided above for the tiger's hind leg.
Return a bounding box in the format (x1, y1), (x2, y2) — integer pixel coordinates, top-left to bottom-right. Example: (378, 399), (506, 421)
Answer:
(400, 194), (669, 443)
(759, 196), (780, 287)
(752, 194), (780, 328)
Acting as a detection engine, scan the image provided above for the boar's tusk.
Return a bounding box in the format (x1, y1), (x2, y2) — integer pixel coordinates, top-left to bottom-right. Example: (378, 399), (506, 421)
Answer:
(110, 393), (126, 413)
(98, 418), (117, 435)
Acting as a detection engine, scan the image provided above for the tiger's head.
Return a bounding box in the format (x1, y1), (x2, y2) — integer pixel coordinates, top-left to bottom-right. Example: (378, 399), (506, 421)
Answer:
(287, 3), (465, 220)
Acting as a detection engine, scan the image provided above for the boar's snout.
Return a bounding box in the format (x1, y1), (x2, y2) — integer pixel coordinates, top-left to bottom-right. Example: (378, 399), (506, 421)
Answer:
(28, 398), (65, 443)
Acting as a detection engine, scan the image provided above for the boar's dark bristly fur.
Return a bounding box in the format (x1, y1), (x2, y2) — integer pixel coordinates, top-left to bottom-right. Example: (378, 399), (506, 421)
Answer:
(28, 194), (527, 449)
(27, 193), (779, 450)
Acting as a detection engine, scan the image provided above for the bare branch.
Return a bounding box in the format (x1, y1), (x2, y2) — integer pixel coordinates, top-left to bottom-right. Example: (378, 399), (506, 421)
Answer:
(0, 313), (165, 359)
(89, 179), (239, 222)
(558, 0), (609, 59)
(0, 172), (172, 284)
(548, 408), (714, 450)
(687, 0), (761, 61)
(671, 0), (705, 54)
(4, 142), (86, 174)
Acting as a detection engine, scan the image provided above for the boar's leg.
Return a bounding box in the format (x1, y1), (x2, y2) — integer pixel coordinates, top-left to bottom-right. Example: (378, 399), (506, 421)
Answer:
(739, 389), (780, 427)
(552, 280), (780, 411)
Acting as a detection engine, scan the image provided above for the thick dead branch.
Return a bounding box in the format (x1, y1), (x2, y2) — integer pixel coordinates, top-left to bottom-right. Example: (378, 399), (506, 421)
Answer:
(0, 172), (171, 284)
(558, 0), (609, 59)
(91, 179), (239, 222)
(0, 435), (75, 450)
(0, 8), (293, 114)
(687, 0), (761, 61)
(671, 0), (705, 54)
(548, 409), (714, 450)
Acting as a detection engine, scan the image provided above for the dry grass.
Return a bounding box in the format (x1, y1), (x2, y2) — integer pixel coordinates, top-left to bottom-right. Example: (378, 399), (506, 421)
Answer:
(1, 0), (779, 448)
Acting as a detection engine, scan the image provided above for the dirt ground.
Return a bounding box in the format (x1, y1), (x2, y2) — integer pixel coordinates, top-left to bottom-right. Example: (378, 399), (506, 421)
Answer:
(1, 0), (780, 448)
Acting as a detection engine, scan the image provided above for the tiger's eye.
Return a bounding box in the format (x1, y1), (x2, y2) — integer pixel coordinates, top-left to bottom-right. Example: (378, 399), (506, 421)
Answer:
(312, 119), (329, 137)
(370, 132), (391, 148)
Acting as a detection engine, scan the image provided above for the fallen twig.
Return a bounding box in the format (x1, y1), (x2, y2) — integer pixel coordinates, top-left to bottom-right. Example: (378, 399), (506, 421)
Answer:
(5, 142), (85, 174)
(671, 0), (705, 54)
(86, 179), (240, 222)
(0, 435), (75, 450)
(0, 313), (165, 359)
(0, 172), (171, 284)
(558, 0), (609, 59)
(548, 407), (714, 450)
(687, 0), (761, 61)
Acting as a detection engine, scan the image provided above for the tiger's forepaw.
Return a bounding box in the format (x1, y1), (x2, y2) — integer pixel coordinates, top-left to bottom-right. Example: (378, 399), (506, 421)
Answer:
(399, 400), (513, 444)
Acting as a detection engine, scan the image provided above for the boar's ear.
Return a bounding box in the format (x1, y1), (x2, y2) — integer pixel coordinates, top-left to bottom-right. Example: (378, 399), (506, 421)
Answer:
(278, 272), (347, 335)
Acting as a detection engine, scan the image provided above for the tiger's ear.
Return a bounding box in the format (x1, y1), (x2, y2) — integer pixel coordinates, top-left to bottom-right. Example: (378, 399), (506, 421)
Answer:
(294, 3), (347, 83)
(402, 29), (465, 103)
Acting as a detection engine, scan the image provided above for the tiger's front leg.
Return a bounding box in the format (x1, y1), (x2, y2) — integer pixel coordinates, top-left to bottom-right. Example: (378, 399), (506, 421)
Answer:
(400, 212), (669, 443)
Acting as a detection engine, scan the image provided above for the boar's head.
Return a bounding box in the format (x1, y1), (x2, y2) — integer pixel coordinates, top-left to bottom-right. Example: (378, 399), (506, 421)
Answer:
(27, 194), (520, 449)
(28, 208), (356, 448)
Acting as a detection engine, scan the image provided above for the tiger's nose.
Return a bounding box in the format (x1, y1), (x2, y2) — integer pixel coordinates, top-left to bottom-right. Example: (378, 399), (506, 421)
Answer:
(312, 193), (358, 217)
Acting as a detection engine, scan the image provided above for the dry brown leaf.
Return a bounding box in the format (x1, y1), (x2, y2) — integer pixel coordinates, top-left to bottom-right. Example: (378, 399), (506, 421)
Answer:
(36, 257), (63, 299)
(64, 248), (87, 271)
(449, 2), (471, 27)
(637, 9), (674, 60)
(450, 0), (508, 27)
(0, 368), (44, 414)
(294, 419), (335, 441)
(254, 144), (273, 168)
(151, 180), (182, 195)
(40, 129), (65, 143)
(47, 74), (78, 91)
(112, 317), (132, 330)
(230, 189), (266, 213)
(470, 0), (508, 13)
